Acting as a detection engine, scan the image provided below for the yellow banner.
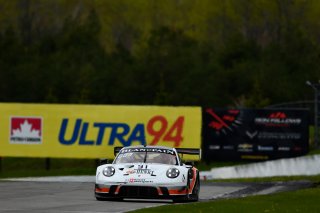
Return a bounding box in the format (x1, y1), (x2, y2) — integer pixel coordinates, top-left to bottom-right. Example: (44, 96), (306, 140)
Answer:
(0, 103), (201, 159)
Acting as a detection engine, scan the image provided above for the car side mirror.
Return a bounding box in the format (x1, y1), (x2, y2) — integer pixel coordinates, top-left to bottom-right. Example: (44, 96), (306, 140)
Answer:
(184, 161), (194, 168)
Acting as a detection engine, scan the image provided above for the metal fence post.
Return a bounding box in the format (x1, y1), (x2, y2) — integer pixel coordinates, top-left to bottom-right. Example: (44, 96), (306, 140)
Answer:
(306, 81), (320, 148)
(45, 158), (51, 170)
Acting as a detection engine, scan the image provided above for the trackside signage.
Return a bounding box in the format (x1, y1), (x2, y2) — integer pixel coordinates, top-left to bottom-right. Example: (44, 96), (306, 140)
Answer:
(202, 108), (309, 161)
(0, 103), (201, 159)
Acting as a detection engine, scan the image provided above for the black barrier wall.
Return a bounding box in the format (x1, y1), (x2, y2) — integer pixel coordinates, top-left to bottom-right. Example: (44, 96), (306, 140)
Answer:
(202, 108), (309, 161)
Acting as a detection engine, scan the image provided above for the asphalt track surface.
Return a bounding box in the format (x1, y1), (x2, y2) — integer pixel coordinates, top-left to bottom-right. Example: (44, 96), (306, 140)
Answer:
(0, 180), (313, 213)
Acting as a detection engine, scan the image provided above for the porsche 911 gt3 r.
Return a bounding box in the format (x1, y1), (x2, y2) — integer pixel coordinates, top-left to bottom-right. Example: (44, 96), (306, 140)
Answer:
(95, 146), (201, 202)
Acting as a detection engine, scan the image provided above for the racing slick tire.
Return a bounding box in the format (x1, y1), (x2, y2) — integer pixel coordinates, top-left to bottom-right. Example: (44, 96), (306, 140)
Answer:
(173, 171), (200, 203)
(190, 174), (200, 201)
(95, 196), (123, 201)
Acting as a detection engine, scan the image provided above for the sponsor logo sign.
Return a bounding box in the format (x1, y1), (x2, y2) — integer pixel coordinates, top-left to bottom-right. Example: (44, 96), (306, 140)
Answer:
(126, 178), (153, 183)
(202, 108), (309, 161)
(238, 143), (253, 152)
(246, 131), (258, 139)
(125, 170), (136, 175)
(258, 132), (301, 140)
(257, 145), (274, 151)
(120, 148), (175, 155)
(222, 145), (234, 150)
(125, 168), (156, 176)
(254, 112), (302, 127)
(209, 145), (220, 150)
(278, 147), (291, 151)
(135, 169), (155, 175)
(10, 117), (42, 144)
(0, 103), (201, 159)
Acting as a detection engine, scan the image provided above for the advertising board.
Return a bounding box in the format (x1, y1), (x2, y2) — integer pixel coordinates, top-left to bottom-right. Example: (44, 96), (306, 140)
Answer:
(202, 108), (309, 161)
(0, 103), (201, 159)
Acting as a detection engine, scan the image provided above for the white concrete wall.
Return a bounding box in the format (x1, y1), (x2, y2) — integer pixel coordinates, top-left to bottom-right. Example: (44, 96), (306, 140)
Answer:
(200, 155), (320, 180)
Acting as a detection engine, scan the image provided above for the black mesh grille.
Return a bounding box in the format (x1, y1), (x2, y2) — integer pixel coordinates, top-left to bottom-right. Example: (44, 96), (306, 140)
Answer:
(109, 185), (118, 195)
(118, 186), (159, 198)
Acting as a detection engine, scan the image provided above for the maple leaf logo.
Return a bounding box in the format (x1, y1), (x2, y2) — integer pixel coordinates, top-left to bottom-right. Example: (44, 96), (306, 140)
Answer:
(10, 117), (42, 144)
(12, 120), (40, 137)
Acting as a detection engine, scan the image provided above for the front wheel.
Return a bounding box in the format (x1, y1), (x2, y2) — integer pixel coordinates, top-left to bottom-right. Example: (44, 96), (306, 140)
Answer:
(172, 195), (189, 203)
(95, 196), (123, 201)
(190, 175), (200, 201)
(173, 179), (200, 203)
(96, 197), (108, 201)
(172, 194), (198, 203)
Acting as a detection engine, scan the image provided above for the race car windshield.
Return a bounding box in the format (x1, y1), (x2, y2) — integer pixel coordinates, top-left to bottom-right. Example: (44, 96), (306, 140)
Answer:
(114, 148), (178, 165)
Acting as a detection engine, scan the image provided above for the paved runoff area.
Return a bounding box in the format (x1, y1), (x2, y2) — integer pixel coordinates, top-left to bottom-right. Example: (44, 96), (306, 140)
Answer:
(0, 177), (245, 213)
(0, 176), (313, 213)
(2, 154), (319, 213)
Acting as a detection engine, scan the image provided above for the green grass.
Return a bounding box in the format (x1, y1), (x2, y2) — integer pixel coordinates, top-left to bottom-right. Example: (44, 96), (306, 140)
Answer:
(131, 186), (320, 213)
(308, 148), (320, 155)
(0, 157), (97, 178)
(208, 174), (320, 183)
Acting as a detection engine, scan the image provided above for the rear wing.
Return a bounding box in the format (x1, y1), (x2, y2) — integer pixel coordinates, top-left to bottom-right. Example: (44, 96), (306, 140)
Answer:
(175, 148), (202, 160)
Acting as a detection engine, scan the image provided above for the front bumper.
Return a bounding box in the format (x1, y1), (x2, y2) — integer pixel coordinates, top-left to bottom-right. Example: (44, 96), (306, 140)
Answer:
(95, 184), (188, 200)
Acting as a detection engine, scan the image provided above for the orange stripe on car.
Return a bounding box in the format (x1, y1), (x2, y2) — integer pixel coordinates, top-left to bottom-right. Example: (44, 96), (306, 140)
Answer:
(114, 186), (121, 194)
(188, 168), (197, 194)
(168, 189), (188, 195)
(157, 187), (163, 195)
(95, 187), (109, 193)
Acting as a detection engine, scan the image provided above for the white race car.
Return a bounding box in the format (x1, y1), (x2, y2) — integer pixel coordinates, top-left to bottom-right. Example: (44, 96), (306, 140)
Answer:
(95, 145), (201, 202)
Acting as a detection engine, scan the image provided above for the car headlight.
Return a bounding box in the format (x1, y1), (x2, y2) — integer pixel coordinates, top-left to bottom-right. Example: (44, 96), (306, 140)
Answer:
(103, 166), (115, 177)
(166, 167), (180, 178)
